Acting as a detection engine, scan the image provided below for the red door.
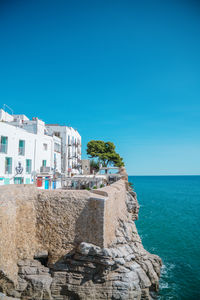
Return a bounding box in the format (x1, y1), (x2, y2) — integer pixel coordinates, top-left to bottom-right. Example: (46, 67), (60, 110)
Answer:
(37, 177), (42, 187)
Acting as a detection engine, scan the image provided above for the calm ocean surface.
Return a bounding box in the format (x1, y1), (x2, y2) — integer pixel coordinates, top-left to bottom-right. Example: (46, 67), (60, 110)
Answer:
(128, 176), (200, 300)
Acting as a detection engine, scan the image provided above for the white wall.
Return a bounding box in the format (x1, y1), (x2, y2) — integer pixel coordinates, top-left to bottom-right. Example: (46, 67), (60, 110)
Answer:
(0, 108), (81, 187)
(0, 122), (35, 185)
(46, 125), (81, 176)
(0, 122), (61, 186)
(46, 125), (67, 173)
(0, 109), (14, 122)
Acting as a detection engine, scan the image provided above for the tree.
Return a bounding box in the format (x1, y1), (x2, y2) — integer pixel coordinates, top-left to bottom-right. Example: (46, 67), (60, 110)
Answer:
(111, 152), (124, 167)
(90, 159), (100, 173)
(87, 140), (124, 168)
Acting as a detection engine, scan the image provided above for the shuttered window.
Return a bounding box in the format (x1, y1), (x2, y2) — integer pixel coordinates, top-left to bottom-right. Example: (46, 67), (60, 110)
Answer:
(5, 157), (12, 174)
(26, 159), (32, 174)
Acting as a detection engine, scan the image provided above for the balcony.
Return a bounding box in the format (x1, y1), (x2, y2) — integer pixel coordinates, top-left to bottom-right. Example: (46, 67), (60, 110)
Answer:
(40, 166), (51, 173)
(0, 143), (7, 154)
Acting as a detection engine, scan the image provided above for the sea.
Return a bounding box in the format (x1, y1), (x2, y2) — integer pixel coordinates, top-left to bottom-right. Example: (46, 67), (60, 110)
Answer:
(128, 175), (200, 300)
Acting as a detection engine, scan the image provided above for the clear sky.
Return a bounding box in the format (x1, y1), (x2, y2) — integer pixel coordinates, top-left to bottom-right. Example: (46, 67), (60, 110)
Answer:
(0, 0), (200, 175)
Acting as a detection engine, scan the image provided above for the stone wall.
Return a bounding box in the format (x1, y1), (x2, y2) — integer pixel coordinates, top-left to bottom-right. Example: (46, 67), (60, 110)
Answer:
(91, 180), (128, 247)
(0, 180), (129, 282)
(103, 180), (128, 247)
(35, 189), (105, 263)
(0, 185), (38, 283)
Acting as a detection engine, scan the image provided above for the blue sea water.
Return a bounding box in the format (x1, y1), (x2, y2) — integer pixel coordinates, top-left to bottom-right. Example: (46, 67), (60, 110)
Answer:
(128, 176), (200, 300)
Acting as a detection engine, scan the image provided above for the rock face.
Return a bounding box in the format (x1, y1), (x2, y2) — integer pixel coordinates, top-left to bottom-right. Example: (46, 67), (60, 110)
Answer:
(0, 188), (162, 299)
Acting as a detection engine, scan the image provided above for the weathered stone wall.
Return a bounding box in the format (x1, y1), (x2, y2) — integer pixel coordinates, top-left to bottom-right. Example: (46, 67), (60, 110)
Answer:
(0, 185), (38, 283)
(104, 180), (128, 247)
(91, 180), (128, 247)
(35, 189), (105, 263)
(0, 180), (129, 282)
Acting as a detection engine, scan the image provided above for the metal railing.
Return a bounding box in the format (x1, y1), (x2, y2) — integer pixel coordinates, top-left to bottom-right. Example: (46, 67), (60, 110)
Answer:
(40, 166), (51, 173)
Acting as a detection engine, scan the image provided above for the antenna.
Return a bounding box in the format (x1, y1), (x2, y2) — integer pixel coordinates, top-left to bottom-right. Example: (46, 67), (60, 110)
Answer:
(3, 104), (14, 115)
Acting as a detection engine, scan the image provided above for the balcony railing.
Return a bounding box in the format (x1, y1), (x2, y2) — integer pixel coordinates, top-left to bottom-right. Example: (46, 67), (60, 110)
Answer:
(40, 166), (51, 173)
(0, 144), (7, 153)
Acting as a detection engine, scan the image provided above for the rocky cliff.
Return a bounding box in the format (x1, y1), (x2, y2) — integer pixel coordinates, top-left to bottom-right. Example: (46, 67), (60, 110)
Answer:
(0, 179), (162, 300)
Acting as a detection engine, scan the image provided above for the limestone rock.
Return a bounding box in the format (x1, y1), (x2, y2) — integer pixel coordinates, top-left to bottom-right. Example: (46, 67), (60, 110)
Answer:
(0, 293), (20, 300)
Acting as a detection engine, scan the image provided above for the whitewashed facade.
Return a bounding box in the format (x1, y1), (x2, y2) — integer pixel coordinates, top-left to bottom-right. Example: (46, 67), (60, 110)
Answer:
(0, 109), (62, 188)
(46, 125), (81, 176)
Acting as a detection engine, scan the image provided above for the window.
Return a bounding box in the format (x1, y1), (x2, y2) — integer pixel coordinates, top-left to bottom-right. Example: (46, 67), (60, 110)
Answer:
(26, 159), (32, 174)
(0, 136), (8, 153)
(5, 157), (12, 174)
(54, 132), (60, 138)
(19, 140), (25, 156)
(42, 160), (47, 167)
(43, 143), (48, 151)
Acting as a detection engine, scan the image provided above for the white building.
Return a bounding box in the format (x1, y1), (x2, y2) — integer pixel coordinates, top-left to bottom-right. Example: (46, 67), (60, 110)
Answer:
(0, 109), (62, 189)
(46, 124), (81, 176)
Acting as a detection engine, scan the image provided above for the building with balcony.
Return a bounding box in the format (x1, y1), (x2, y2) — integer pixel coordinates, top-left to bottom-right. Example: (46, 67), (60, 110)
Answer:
(0, 109), (62, 188)
(46, 124), (81, 176)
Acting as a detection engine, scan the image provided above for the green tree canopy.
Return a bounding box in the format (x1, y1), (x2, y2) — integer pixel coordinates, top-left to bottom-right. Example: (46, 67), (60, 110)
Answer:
(87, 140), (124, 167)
(90, 159), (100, 172)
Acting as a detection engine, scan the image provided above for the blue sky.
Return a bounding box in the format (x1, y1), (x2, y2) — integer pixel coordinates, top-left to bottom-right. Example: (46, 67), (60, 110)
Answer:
(0, 0), (200, 175)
